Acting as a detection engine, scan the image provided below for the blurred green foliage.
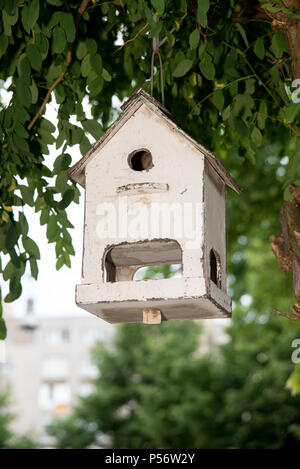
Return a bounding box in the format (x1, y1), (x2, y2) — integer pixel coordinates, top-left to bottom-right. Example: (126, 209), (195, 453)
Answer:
(0, 390), (38, 448)
(46, 313), (300, 448)
(47, 260), (300, 449)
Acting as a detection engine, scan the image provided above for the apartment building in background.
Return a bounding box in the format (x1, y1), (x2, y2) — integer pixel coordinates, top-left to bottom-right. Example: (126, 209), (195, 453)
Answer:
(0, 301), (229, 444)
(0, 303), (114, 443)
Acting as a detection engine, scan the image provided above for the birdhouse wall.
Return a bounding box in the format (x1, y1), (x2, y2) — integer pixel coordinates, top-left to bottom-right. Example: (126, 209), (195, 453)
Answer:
(82, 103), (206, 284)
(203, 160), (227, 291)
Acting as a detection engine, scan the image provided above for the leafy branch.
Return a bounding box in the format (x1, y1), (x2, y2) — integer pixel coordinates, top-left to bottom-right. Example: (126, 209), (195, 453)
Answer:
(27, 0), (89, 131)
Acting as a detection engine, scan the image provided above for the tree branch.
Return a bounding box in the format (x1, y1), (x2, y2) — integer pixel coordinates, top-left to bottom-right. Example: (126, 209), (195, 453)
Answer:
(27, 0), (89, 131)
(113, 23), (148, 54)
(256, 111), (300, 136)
(275, 308), (300, 321)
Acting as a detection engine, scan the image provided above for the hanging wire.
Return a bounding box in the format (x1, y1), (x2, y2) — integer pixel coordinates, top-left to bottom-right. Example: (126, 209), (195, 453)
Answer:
(150, 16), (165, 105)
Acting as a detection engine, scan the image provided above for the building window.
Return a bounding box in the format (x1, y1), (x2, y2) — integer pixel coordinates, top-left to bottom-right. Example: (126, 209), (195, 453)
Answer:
(78, 382), (94, 397)
(44, 328), (70, 345)
(210, 249), (221, 288)
(80, 358), (98, 379)
(39, 383), (71, 410)
(81, 329), (106, 345)
(41, 356), (69, 380)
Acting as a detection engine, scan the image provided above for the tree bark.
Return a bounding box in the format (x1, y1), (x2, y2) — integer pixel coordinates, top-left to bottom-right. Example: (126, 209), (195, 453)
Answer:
(270, 185), (300, 318)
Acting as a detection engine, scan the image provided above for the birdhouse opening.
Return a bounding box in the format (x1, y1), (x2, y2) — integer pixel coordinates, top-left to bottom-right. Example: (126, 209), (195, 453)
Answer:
(128, 149), (153, 171)
(210, 249), (221, 288)
(133, 264), (183, 281)
(104, 240), (182, 283)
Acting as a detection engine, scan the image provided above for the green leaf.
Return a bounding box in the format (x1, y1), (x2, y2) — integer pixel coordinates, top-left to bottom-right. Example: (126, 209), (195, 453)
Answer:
(35, 33), (49, 60)
(151, 0), (165, 16)
(6, 222), (20, 250)
(20, 185), (34, 206)
(0, 34), (9, 56)
(40, 118), (56, 134)
(5, 280), (22, 303)
(82, 119), (104, 140)
(15, 106), (30, 124)
(60, 13), (76, 42)
(54, 154), (72, 172)
(52, 26), (67, 54)
(48, 11), (62, 30)
(22, 236), (40, 259)
(4, 0), (17, 15)
(235, 23), (249, 47)
(14, 121), (28, 139)
(16, 78), (32, 107)
(88, 76), (104, 97)
(251, 126), (263, 146)
(3, 261), (14, 281)
(0, 317), (7, 340)
(19, 212), (29, 236)
(197, 0), (210, 27)
(91, 54), (103, 75)
(213, 89), (224, 111)
(144, 6), (158, 28)
(21, 0), (39, 34)
(56, 255), (65, 270)
(58, 189), (74, 210)
(198, 43), (206, 58)
(29, 257), (38, 280)
(81, 54), (92, 77)
(234, 118), (248, 137)
(271, 31), (289, 59)
(71, 126), (84, 145)
(286, 364), (300, 397)
(80, 135), (92, 155)
(199, 54), (215, 80)
(189, 29), (200, 50)
(257, 101), (267, 129)
(30, 79), (38, 104)
(55, 171), (69, 193)
(222, 105), (231, 121)
(173, 59), (193, 78)
(26, 43), (42, 71)
(47, 0), (63, 6)
(254, 37), (265, 60)
(47, 216), (58, 242)
(286, 103), (300, 123)
(17, 54), (31, 83)
(86, 39), (98, 56)
(76, 40), (88, 60)
(40, 209), (49, 226)
(2, 9), (18, 35)
(102, 68), (112, 82)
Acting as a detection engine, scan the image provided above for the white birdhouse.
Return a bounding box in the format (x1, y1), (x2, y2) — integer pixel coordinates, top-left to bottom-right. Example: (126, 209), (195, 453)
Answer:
(68, 88), (242, 324)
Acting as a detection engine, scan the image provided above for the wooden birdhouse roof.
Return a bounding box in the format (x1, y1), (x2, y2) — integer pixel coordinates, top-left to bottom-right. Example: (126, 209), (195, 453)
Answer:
(68, 88), (242, 194)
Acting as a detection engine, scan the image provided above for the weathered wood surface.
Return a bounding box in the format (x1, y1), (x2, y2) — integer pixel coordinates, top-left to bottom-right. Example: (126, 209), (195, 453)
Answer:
(142, 308), (162, 324)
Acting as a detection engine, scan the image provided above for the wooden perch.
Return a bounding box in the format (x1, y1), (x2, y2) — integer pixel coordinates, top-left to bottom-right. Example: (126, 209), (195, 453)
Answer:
(143, 308), (162, 324)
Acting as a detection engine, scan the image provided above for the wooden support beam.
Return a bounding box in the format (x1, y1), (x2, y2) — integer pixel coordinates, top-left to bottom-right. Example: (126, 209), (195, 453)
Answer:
(142, 308), (162, 324)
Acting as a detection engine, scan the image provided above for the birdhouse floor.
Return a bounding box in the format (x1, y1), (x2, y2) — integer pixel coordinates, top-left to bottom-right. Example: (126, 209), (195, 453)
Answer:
(76, 277), (231, 324)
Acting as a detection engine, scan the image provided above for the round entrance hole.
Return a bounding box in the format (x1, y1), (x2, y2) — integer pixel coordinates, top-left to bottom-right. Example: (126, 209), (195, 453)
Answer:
(128, 149), (153, 171)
